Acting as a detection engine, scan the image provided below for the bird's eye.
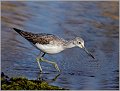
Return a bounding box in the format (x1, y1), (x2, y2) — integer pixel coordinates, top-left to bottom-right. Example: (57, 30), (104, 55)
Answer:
(78, 42), (81, 44)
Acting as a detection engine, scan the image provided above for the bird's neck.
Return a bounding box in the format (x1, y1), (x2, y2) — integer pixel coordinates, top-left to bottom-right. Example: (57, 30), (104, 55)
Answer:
(65, 40), (75, 49)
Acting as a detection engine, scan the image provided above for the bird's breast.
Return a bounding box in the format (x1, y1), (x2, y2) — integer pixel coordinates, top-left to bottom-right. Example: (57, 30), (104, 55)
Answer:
(35, 43), (64, 54)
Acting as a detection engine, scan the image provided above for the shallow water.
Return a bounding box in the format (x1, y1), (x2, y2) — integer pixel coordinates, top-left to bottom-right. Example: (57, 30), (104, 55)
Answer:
(1, 1), (119, 90)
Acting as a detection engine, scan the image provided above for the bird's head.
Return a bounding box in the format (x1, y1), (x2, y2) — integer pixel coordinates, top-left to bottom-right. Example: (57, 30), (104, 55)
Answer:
(74, 37), (95, 59)
(73, 37), (85, 48)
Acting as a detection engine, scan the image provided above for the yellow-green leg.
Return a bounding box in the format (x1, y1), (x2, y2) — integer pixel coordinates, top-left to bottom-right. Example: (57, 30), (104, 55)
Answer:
(40, 58), (60, 72)
(36, 52), (60, 72)
(36, 52), (45, 72)
(36, 57), (42, 72)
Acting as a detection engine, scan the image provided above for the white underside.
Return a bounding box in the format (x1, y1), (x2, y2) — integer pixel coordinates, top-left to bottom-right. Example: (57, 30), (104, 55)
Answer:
(35, 43), (64, 54)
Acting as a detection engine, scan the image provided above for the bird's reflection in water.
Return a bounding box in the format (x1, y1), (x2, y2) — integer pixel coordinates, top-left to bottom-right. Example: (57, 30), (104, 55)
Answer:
(37, 72), (61, 83)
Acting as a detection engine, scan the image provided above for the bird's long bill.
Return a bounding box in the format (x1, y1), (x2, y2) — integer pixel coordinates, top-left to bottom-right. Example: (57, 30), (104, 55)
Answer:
(83, 47), (95, 59)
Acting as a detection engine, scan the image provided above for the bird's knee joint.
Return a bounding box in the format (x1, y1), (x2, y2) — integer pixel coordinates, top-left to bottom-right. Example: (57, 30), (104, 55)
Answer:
(36, 58), (43, 62)
(36, 58), (39, 61)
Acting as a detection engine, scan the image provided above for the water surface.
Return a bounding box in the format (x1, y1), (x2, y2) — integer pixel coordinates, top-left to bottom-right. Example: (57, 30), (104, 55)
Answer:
(1, 1), (119, 90)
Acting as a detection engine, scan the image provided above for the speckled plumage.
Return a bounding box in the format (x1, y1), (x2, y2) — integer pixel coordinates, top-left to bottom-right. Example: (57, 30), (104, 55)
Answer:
(13, 28), (67, 46)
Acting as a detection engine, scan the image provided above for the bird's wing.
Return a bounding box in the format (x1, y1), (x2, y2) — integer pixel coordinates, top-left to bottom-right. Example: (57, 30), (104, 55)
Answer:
(13, 28), (61, 45)
(33, 34), (59, 45)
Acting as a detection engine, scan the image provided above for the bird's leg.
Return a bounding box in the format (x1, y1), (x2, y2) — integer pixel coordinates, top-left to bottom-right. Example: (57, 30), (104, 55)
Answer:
(36, 58), (42, 72)
(41, 53), (46, 57)
(36, 52), (44, 72)
(37, 52), (60, 72)
(40, 58), (60, 72)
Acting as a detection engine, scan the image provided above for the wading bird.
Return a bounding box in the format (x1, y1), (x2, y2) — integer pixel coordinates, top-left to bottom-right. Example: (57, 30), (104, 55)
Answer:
(13, 28), (95, 72)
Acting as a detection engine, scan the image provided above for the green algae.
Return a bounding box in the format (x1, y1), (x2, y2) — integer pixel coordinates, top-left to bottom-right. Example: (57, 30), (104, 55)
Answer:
(1, 76), (65, 90)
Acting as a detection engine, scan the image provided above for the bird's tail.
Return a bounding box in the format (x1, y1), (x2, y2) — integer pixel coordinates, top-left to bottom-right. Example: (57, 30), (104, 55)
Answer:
(13, 28), (22, 33)
(13, 28), (37, 44)
(13, 28), (26, 35)
(13, 28), (34, 38)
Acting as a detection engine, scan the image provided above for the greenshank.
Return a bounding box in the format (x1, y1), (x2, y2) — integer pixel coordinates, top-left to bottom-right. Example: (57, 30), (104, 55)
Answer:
(13, 28), (95, 72)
